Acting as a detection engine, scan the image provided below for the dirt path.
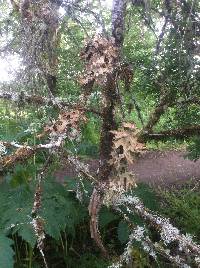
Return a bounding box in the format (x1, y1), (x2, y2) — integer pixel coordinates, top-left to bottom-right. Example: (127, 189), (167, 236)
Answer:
(55, 150), (200, 186)
(131, 150), (200, 185)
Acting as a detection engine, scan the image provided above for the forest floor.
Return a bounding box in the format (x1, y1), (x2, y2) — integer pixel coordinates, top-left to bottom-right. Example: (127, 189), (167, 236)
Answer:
(55, 150), (200, 187)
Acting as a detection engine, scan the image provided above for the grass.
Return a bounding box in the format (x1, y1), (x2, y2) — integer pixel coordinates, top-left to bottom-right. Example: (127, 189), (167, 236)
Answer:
(156, 180), (200, 243)
(146, 138), (188, 151)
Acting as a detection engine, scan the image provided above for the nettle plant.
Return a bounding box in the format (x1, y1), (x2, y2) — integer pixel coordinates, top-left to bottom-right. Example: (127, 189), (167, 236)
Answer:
(0, 0), (200, 267)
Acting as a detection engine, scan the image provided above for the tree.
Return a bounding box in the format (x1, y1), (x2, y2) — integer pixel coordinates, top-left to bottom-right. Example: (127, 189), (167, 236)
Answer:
(0, 0), (200, 267)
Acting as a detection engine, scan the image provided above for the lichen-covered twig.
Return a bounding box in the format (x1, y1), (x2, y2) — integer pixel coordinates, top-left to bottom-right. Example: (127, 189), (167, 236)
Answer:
(0, 137), (65, 169)
(31, 157), (52, 268)
(110, 193), (200, 267)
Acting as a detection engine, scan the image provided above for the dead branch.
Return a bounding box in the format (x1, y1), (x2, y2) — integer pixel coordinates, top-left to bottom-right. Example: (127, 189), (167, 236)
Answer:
(109, 220), (188, 267)
(79, 34), (121, 255)
(123, 195), (200, 256)
(0, 136), (64, 169)
(66, 154), (98, 183)
(1, 105), (88, 171)
(140, 125), (200, 141)
(0, 91), (52, 105)
(0, 91), (102, 116)
(137, 92), (200, 142)
(89, 186), (108, 257)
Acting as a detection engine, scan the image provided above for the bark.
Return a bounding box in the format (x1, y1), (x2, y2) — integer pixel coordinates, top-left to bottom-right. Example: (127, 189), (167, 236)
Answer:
(90, 77), (118, 258)
(46, 74), (58, 96)
(0, 138), (64, 170)
(138, 92), (200, 142)
(111, 0), (127, 46)
(99, 0), (127, 180)
(98, 77), (117, 181)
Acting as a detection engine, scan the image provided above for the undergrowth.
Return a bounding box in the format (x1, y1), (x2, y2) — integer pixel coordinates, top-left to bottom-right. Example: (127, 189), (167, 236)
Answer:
(1, 162), (200, 267)
(0, 162), (162, 268)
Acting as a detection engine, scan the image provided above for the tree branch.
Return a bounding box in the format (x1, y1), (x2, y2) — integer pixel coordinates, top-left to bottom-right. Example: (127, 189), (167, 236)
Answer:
(0, 137), (65, 169)
(138, 92), (200, 142)
(111, 0), (127, 46)
(141, 92), (173, 134)
(177, 97), (200, 107)
(0, 91), (102, 116)
(140, 125), (200, 141)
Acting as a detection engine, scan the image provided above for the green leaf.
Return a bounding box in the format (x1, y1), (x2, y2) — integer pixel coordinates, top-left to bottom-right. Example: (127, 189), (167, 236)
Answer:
(117, 221), (129, 244)
(131, 183), (158, 211)
(18, 224), (36, 248)
(99, 207), (119, 228)
(0, 235), (14, 268)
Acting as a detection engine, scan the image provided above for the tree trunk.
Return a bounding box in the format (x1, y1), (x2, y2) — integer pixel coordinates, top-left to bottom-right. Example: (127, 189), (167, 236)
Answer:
(89, 0), (128, 257)
(99, 0), (127, 181)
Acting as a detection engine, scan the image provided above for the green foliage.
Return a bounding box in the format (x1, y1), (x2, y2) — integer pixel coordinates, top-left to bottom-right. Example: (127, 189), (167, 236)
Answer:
(82, 118), (100, 145)
(117, 221), (130, 244)
(41, 178), (88, 240)
(131, 183), (159, 211)
(186, 136), (200, 161)
(74, 253), (109, 268)
(0, 171), (91, 266)
(2, 166), (199, 268)
(99, 207), (119, 228)
(0, 171), (162, 267)
(65, 117), (100, 157)
(0, 177), (88, 239)
(159, 185), (200, 242)
(5, 164), (34, 187)
(0, 235), (14, 268)
(0, 101), (54, 143)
